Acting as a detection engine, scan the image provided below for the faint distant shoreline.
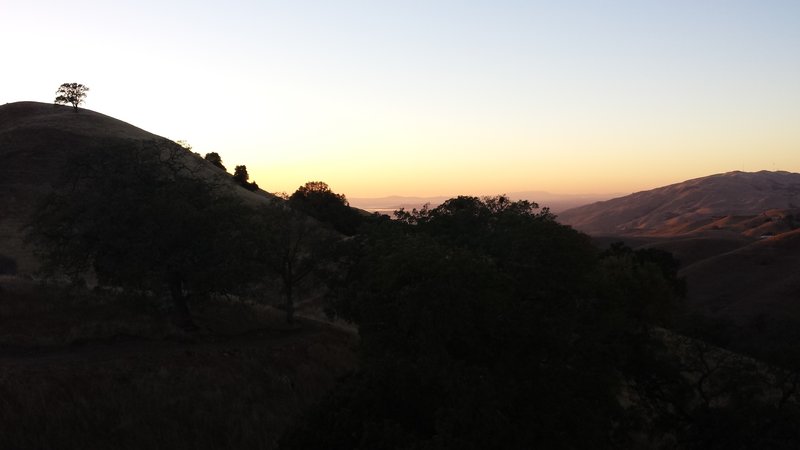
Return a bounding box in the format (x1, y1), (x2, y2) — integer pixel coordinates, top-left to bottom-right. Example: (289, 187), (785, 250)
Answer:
(365, 208), (401, 215)
(350, 192), (620, 216)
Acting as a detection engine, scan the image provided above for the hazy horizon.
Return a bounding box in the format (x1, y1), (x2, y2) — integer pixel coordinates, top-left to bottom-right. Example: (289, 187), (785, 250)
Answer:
(4, 1), (799, 197)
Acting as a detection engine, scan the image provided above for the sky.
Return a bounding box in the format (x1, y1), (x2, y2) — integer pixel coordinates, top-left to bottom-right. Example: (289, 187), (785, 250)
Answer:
(3, 0), (800, 198)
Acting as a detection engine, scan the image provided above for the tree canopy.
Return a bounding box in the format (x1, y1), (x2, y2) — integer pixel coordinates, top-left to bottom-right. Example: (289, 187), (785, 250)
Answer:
(54, 83), (89, 111)
(27, 141), (260, 328)
(281, 195), (688, 449)
(253, 205), (338, 324)
(233, 164), (259, 191)
(204, 152), (226, 171)
(288, 181), (362, 235)
(281, 193), (800, 448)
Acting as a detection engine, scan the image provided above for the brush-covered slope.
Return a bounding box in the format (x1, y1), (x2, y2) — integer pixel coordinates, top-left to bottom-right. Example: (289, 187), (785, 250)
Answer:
(559, 171), (800, 236)
(679, 229), (800, 324)
(0, 101), (273, 273)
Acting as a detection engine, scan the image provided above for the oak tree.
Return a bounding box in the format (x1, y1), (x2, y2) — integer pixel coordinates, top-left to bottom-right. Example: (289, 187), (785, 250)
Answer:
(289, 181), (362, 235)
(233, 164), (259, 191)
(27, 140), (259, 329)
(255, 205), (336, 324)
(54, 83), (89, 111)
(204, 152), (226, 171)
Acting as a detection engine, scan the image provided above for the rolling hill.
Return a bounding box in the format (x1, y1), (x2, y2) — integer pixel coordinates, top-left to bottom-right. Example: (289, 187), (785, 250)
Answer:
(3, 102), (799, 447)
(560, 170), (800, 332)
(0, 102), (359, 449)
(559, 171), (800, 237)
(0, 101), (275, 274)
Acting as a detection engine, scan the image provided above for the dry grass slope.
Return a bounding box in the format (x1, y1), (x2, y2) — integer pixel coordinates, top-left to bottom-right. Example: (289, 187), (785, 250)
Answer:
(567, 173), (800, 354)
(559, 171), (800, 237)
(0, 101), (277, 274)
(0, 102), (358, 449)
(0, 276), (357, 450)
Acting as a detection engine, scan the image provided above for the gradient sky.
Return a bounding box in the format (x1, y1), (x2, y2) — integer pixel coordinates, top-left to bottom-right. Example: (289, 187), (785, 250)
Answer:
(4, 1), (800, 197)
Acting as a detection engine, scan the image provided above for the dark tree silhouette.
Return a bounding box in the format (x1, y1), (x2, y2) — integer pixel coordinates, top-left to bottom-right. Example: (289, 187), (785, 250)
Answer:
(291, 181), (339, 198)
(289, 181), (362, 235)
(233, 164), (259, 191)
(233, 165), (249, 183)
(204, 152), (226, 171)
(255, 205), (336, 324)
(280, 194), (800, 449)
(282, 196), (632, 449)
(54, 83), (89, 111)
(26, 141), (260, 329)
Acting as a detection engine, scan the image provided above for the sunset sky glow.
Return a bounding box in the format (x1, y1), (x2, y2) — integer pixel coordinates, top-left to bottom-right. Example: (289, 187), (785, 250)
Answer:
(4, 1), (800, 197)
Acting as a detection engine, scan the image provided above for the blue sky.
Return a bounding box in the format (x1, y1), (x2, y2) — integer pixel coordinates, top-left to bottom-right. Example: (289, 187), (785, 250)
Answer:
(4, 0), (799, 196)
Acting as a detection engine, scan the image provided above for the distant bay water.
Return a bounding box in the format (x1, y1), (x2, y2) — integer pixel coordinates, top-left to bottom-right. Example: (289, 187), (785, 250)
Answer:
(350, 193), (619, 217)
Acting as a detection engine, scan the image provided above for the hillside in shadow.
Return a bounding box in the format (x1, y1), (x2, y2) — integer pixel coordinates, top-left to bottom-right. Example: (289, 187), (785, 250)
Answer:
(0, 102), (276, 274)
(2, 102), (800, 449)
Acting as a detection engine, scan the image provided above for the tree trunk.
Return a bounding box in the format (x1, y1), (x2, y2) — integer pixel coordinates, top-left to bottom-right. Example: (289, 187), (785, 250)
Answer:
(169, 274), (197, 330)
(285, 282), (295, 325)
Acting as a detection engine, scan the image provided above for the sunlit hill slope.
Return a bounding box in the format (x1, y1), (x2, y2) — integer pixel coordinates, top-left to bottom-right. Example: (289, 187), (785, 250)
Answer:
(559, 170), (800, 330)
(559, 170), (800, 237)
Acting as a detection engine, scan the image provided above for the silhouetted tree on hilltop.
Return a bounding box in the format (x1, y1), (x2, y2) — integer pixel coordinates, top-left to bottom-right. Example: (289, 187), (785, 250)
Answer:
(204, 152), (226, 171)
(233, 164), (259, 191)
(233, 165), (249, 183)
(54, 83), (89, 111)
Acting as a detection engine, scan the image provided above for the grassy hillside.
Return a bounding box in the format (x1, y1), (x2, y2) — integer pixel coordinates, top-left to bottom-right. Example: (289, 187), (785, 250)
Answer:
(0, 102), (365, 449)
(559, 171), (800, 236)
(0, 276), (357, 450)
(0, 102), (276, 274)
(567, 173), (800, 368)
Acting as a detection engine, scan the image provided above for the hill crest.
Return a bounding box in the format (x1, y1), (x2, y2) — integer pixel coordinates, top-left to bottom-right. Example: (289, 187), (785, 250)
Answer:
(0, 101), (157, 140)
(559, 170), (800, 236)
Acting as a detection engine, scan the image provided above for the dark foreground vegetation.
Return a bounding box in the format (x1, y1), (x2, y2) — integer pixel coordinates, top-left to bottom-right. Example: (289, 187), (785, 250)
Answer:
(279, 197), (800, 449)
(7, 135), (800, 449)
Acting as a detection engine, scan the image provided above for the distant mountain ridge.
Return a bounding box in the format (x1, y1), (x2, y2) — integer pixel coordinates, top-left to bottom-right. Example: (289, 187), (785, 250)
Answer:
(350, 191), (614, 215)
(559, 171), (800, 236)
(558, 170), (800, 329)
